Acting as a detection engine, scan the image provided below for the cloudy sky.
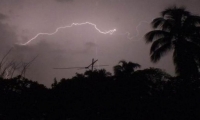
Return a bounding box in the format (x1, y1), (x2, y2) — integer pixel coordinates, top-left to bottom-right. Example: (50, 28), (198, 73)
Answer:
(0, 0), (199, 86)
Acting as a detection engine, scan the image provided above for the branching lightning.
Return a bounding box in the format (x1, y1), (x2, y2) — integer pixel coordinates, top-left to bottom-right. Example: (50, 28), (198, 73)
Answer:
(124, 20), (151, 40)
(18, 19), (153, 46)
(16, 20), (152, 70)
(20, 22), (116, 45)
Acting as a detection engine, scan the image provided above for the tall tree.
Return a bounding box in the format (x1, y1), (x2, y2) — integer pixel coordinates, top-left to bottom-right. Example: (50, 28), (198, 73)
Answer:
(145, 6), (200, 77)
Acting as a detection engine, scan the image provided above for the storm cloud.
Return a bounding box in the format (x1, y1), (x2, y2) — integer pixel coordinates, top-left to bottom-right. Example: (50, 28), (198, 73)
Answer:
(0, 0), (200, 86)
(0, 13), (17, 54)
(0, 13), (7, 20)
(56, 0), (73, 3)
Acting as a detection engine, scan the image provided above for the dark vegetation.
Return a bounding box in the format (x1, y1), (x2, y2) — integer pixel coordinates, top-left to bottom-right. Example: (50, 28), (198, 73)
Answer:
(0, 6), (200, 120)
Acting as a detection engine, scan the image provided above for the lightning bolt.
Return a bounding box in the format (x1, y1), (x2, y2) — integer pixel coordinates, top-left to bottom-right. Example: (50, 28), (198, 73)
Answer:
(124, 20), (152, 40)
(19, 22), (116, 45)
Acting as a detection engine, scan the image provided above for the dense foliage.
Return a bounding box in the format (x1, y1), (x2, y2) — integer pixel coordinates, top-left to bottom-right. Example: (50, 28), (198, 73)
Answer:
(0, 67), (200, 120)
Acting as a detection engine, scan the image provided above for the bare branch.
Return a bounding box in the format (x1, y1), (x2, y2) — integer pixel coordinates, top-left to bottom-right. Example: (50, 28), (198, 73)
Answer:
(0, 48), (12, 71)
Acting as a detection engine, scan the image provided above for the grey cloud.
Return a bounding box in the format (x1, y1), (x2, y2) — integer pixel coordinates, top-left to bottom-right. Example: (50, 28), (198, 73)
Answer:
(1, 0), (200, 87)
(12, 39), (85, 86)
(79, 42), (97, 54)
(85, 42), (97, 48)
(56, 0), (73, 3)
(0, 13), (7, 20)
(0, 17), (17, 54)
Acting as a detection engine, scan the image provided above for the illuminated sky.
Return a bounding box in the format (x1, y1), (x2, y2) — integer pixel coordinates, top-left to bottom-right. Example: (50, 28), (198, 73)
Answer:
(0, 0), (199, 86)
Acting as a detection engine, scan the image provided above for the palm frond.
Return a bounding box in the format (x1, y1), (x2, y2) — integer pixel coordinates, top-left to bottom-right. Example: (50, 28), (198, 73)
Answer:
(162, 19), (174, 31)
(150, 37), (172, 54)
(150, 42), (172, 63)
(152, 18), (165, 29)
(145, 30), (170, 43)
(152, 17), (174, 31)
(162, 6), (190, 20)
(161, 6), (176, 17)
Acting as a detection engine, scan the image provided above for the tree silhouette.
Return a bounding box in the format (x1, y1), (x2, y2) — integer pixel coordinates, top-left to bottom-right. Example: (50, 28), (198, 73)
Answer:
(0, 76), (48, 120)
(133, 68), (172, 96)
(0, 64), (200, 119)
(145, 6), (200, 77)
(113, 60), (140, 78)
(84, 69), (111, 80)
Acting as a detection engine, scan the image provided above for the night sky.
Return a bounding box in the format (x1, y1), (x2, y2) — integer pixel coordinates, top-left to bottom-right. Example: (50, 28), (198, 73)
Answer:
(0, 0), (199, 86)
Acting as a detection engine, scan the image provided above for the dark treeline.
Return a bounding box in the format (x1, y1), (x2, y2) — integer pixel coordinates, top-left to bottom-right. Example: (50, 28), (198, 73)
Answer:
(1, 6), (200, 120)
(0, 67), (200, 120)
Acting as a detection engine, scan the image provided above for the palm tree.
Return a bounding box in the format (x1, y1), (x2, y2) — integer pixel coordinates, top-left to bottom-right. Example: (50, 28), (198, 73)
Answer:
(113, 60), (140, 77)
(145, 6), (200, 77)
